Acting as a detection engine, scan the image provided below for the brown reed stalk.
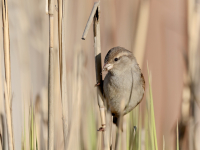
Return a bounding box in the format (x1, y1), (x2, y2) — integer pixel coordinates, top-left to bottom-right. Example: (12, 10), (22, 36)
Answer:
(47, 0), (55, 149)
(82, 1), (109, 150)
(57, 0), (68, 148)
(2, 0), (14, 149)
(132, 0), (150, 67)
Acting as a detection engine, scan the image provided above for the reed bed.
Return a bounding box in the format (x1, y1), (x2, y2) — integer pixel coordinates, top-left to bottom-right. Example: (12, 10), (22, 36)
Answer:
(0, 0), (199, 150)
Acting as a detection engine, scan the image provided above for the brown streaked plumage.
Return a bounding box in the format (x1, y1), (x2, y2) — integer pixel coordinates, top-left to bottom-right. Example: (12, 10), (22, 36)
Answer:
(103, 47), (145, 131)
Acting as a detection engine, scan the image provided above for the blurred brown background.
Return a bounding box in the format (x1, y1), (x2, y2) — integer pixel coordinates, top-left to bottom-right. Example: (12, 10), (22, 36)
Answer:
(0, 0), (200, 150)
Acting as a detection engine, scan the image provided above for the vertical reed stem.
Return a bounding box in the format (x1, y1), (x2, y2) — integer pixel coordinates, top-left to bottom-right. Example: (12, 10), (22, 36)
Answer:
(58, 0), (68, 148)
(2, 0), (14, 149)
(82, 2), (109, 149)
(93, 4), (109, 150)
(48, 0), (54, 149)
(2, 0), (11, 98)
(0, 114), (6, 150)
(4, 82), (14, 150)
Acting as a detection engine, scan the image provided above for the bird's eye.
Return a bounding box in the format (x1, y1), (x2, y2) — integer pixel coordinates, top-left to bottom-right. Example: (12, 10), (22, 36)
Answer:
(114, 58), (118, 61)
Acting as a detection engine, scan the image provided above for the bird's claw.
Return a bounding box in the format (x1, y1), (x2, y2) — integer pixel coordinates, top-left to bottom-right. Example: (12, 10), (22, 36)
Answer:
(94, 82), (101, 87)
(97, 124), (106, 132)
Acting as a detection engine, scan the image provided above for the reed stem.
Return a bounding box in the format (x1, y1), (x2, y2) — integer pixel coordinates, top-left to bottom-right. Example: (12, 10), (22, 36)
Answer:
(2, 0), (14, 149)
(82, 2), (109, 149)
(47, 0), (55, 149)
(58, 0), (68, 148)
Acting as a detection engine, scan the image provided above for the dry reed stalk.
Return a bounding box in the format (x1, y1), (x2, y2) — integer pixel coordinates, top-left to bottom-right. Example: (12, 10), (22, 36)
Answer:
(82, 2), (109, 150)
(187, 0), (200, 149)
(58, 0), (63, 78)
(105, 109), (112, 149)
(132, 0), (150, 67)
(47, 0), (55, 149)
(57, 0), (68, 148)
(2, 0), (14, 149)
(0, 63), (2, 150)
(0, 134), (1, 150)
(67, 48), (82, 150)
(0, 40), (4, 150)
(4, 82), (14, 150)
(163, 136), (165, 150)
(41, 88), (48, 150)
(0, 42), (3, 114)
(121, 116), (127, 150)
(0, 114), (6, 150)
(16, 5), (32, 148)
(66, 46), (80, 150)
(81, 2), (100, 40)
(72, 45), (79, 107)
(177, 0), (200, 149)
(2, 0), (11, 100)
(0, 53), (6, 150)
(102, 2), (117, 146)
(75, 52), (82, 149)
(34, 95), (41, 150)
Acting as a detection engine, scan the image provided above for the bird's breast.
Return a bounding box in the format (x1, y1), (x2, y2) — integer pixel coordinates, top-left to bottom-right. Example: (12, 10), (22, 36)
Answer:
(103, 72), (132, 115)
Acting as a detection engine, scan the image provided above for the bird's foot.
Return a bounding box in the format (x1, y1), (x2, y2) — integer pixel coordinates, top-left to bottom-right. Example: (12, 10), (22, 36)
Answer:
(97, 124), (106, 132)
(94, 82), (101, 87)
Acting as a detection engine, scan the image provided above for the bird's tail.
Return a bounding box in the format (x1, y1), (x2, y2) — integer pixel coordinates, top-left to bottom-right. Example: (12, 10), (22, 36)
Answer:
(113, 116), (123, 132)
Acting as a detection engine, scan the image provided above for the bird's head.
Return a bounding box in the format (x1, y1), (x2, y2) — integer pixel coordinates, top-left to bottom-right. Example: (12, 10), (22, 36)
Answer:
(103, 47), (136, 74)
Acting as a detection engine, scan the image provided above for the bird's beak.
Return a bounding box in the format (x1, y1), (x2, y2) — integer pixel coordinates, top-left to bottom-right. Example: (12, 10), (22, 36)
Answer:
(103, 63), (113, 71)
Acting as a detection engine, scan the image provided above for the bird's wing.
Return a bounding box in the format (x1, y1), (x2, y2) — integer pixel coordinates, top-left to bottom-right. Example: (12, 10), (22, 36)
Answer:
(124, 68), (134, 111)
(124, 68), (145, 115)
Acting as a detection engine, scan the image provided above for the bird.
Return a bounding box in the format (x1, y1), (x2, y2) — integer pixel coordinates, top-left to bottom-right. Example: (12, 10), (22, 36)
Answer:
(103, 46), (145, 131)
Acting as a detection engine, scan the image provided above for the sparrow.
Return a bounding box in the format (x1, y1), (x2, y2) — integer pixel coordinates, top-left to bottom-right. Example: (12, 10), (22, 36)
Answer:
(103, 47), (145, 131)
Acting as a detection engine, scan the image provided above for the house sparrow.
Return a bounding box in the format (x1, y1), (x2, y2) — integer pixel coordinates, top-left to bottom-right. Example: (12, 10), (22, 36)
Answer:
(103, 47), (145, 131)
